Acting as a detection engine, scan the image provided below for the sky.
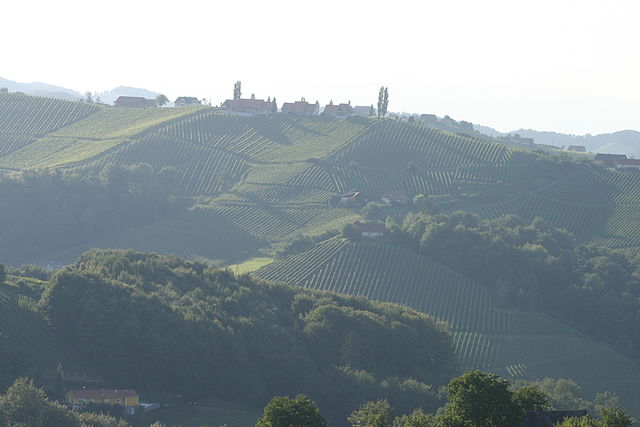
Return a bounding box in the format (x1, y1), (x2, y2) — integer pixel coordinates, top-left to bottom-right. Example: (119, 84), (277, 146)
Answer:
(1, 0), (638, 135)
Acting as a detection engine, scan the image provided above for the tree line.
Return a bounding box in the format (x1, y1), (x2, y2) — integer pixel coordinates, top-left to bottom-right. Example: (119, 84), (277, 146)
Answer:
(0, 164), (177, 265)
(339, 208), (640, 364)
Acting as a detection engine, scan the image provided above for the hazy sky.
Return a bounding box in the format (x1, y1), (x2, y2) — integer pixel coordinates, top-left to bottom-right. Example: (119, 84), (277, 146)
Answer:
(2, 0), (638, 134)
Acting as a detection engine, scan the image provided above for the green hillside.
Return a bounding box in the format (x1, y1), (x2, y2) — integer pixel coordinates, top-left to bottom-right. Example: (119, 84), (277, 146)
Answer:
(254, 238), (640, 412)
(0, 281), (93, 383)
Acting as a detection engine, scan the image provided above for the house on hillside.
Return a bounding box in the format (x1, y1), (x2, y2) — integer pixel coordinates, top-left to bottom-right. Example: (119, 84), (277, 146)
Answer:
(354, 221), (385, 238)
(174, 96), (201, 107)
(381, 191), (409, 204)
(520, 406), (588, 426)
(594, 153), (627, 167)
(339, 190), (363, 204)
(353, 105), (375, 117)
(222, 98), (273, 115)
(281, 100), (319, 115)
(66, 389), (140, 415)
(323, 103), (354, 118)
(505, 134), (534, 145)
(420, 114), (438, 124)
(613, 158), (640, 170)
(567, 145), (586, 152)
(114, 96), (156, 108)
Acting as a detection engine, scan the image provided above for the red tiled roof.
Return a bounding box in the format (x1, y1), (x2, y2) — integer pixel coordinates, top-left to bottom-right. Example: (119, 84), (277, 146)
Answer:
(281, 101), (317, 113)
(323, 103), (353, 115)
(222, 98), (272, 112)
(354, 221), (385, 233)
(68, 389), (139, 399)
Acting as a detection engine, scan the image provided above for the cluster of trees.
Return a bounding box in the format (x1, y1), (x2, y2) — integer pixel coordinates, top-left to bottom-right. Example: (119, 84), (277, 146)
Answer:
(378, 210), (640, 361)
(0, 164), (176, 265)
(256, 371), (632, 427)
(35, 249), (454, 425)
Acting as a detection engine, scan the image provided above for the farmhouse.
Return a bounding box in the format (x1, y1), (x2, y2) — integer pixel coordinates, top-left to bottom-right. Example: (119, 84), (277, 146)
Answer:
(354, 221), (385, 238)
(353, 105), (375, 117)
(594, 153), (627, 167)
(420, 114), (438, 124)
(613, 158), (640, 170)
(222, 98), (273, 115)
(174, 96), (201, 107)
(381, 190), (409, 204)
(66, 389), (139, 415)
(113, 96), (156, 108)
(323, 103), (354, 118)
(567, 145), (586, 152)
(281, 100), (319, 115)
(520, 407), (588, 427)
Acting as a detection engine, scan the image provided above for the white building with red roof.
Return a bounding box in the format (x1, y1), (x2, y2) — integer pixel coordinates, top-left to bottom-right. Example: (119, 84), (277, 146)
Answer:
(281, 100), (319, 115)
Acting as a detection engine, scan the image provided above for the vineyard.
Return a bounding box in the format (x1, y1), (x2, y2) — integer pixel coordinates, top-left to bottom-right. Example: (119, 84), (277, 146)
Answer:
(0, 284), (92, 379)
(254, 238), (640, 409)
(0, 92), (100, 136)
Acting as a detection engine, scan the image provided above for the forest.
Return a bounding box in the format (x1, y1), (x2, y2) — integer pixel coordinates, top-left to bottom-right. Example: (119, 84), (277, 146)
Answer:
(24, 249), (453, 425)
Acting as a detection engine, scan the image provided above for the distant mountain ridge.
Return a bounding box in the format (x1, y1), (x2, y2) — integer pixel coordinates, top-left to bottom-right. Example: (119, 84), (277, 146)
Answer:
(474, 123), (640, 157)
(0, 77), (158, 105)
(0, 77), (81, 101)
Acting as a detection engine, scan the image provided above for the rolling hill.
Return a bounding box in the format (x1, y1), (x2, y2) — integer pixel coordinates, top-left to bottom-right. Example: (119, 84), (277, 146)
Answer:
(254, 238), (640, 413)
(3, 93), (640, 416)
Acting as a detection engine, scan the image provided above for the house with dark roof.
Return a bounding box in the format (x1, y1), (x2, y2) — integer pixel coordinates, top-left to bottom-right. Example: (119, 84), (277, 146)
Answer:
(323, 103), (354, 118)
(222, 98), (273, 115)
(353, 105), (375, 117)
(567, 145), (587, 152)
(594, 153), (627, 166)
(66, 389), (140, 415)
(175, 96), (201, 107)
(520, 407), (588, 426)
(613, 158), (640, 170)
(114, 96), (156, 108)
(281, 100), (319, 115)
(420, 114), (438, 124)
(354, 221), (385, 238)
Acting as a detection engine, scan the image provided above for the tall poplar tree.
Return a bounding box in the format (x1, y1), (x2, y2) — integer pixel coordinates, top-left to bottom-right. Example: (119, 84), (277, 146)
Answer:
(233, 81), (242, 100)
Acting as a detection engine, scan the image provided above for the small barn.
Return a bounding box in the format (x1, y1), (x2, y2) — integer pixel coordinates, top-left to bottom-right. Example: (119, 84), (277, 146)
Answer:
(567, 145), (587, 152)
(354, 221), (385, 238)
(113, 96), (156, 108)
(175, 97), (201, 107)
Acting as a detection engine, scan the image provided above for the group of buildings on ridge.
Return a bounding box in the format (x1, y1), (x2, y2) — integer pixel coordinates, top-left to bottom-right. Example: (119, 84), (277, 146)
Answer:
(113, 95), (376, 117)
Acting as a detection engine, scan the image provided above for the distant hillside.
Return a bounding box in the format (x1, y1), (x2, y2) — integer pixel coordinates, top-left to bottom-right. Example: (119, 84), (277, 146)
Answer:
(254, 237), (640, 416)
(474, 123), (640, 157)
(0, 77), (81, 101)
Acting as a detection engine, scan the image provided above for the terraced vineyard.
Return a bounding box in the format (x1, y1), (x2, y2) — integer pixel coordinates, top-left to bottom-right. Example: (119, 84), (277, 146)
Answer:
(331, 120), (509, 172)
(255, 238), (640, 410)
(0, 92), (100, 136)
(0, 284), (93, 379)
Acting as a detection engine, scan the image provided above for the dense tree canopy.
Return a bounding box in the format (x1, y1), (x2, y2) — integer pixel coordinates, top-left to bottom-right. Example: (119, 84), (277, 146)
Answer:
(36, 249), (453, 426)
(386, 211), (640, 362)
(255, 394), (328, 427)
